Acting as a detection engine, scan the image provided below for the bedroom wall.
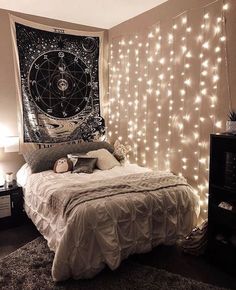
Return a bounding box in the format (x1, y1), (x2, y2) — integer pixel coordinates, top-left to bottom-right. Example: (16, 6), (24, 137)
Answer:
(0, 8), (108, 177)
(108, 0), (236, 219)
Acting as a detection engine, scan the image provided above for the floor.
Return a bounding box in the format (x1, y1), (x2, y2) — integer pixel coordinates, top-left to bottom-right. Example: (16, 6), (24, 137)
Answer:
(0, 221), (236, 290)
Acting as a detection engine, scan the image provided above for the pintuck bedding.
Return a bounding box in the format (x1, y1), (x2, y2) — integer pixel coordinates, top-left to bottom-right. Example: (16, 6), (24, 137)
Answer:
(18, 161), (200, 282)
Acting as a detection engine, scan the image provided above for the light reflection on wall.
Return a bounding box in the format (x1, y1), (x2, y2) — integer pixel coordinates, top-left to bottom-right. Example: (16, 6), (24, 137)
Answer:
(108, 1), (230, 220)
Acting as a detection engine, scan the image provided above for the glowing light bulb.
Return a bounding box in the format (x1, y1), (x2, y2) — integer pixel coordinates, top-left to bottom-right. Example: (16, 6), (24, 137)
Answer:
(186, 51), (192, 58)
(213, 75), (219, 83)
(195, 96), (201, 103)
(182, 17), (187, 24)
(168, 34), (173, 43)
(215, 26), (221, 34)
(184, 79), (191, 86)
(159, 74), (164, 80)
(215, 121), (222, 128)
(199, 158), (206, 164)
(182, 46), (187, 53)
(202, 42), (209, 49)
(223, 3), (229, 10)
(148, 32), (154, 38)
(159, 57), (165, 64)
(202, 60), (209, 68)
(220, 36), (226, 42)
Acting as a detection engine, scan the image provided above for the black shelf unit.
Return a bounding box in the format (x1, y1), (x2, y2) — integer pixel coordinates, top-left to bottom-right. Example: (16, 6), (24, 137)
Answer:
(208, 133), (236, 272)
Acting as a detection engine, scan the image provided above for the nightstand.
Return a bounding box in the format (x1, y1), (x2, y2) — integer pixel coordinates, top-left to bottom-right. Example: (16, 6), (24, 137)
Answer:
(0, 180), (27, 229)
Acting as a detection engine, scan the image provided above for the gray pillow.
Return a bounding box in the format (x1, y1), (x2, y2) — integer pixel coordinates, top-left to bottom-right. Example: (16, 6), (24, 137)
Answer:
(23, 141), (114, 173)
(73, 157), (97, 174)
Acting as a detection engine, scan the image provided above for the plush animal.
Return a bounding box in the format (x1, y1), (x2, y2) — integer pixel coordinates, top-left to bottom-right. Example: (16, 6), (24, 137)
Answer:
(53, 158), (73, 173)
(113, 140), (131, 162)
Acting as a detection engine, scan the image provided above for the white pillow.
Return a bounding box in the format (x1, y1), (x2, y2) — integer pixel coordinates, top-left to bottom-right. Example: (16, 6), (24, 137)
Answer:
(87, 149), (120, 170)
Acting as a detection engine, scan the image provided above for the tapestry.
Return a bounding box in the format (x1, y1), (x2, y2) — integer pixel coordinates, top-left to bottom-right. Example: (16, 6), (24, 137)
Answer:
(11, 16), (105, 148)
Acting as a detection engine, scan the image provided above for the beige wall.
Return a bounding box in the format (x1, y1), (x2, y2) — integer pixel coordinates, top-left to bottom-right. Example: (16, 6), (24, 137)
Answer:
(108, 0), (236, 219)
(0, 8), (108, 176)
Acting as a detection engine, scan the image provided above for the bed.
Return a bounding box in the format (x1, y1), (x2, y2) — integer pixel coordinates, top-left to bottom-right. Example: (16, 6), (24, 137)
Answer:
(17, 141), (200, 282)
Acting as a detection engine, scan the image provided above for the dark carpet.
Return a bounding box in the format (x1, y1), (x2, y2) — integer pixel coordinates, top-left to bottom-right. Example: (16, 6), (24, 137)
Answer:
(0, 237), (227, 290)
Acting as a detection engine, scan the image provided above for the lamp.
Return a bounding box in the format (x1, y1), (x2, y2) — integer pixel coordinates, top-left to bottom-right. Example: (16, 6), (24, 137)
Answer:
(4, 136), (19, 153)
(0, 168), (4, 187)
(0, 136), (19, 187)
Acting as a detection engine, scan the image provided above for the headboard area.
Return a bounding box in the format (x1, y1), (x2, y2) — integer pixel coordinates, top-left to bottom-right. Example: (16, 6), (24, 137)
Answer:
(23, 141), (114, 173)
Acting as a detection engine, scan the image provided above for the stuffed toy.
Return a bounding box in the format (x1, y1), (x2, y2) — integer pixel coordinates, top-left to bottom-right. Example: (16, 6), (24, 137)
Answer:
(53, 157), (73, 173)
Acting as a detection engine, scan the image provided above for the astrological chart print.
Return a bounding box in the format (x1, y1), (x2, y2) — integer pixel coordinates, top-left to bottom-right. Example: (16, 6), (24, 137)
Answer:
(14, 22), (105, 144)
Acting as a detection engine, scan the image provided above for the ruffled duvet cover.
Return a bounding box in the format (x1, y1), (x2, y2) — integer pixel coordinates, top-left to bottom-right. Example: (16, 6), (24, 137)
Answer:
(20, 164), (200, 281)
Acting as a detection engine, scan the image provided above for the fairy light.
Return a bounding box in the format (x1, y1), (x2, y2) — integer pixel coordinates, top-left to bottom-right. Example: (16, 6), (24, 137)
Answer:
(108, 2), (230, 218)
(223, 3), (229, 10)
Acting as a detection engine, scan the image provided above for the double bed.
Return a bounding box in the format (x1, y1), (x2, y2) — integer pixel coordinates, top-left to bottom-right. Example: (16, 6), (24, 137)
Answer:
(17, 141), (200, 281)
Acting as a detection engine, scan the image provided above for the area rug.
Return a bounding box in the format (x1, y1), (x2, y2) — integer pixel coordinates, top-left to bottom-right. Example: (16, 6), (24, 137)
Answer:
(0, 237), (226, 290)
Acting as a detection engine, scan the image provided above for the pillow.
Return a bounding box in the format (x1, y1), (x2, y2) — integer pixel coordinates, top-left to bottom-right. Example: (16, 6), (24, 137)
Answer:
(67, 153), (89, 166)
(73, 157), (97, 174)
(23, 141), (115, 173)
(87, 149), (120, 170)
(53, 158), (73, 173)
(113, 140), (131, 161)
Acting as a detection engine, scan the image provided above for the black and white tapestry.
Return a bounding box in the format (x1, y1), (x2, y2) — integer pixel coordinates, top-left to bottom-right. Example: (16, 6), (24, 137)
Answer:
(12, 18), (105, 146)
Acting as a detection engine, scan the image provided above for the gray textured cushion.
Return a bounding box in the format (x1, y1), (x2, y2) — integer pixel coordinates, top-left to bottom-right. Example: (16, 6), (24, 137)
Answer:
(24, 142), (114, 173)
(73, 157), (97, 174)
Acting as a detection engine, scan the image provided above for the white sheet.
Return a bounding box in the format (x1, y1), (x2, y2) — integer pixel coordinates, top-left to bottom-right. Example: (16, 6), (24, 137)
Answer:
(18, 163), (200, 281)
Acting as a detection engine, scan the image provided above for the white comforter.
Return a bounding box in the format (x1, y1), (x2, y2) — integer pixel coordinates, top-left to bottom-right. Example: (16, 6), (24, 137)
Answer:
(18, 164), (200, 281)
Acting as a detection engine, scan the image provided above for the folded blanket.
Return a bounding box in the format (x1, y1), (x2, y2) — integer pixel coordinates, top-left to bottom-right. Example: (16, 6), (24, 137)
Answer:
(47, 171), (191, 218)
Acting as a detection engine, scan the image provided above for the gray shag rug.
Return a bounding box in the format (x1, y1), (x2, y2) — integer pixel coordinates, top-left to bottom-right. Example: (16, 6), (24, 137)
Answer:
(0, 237), (226, 290)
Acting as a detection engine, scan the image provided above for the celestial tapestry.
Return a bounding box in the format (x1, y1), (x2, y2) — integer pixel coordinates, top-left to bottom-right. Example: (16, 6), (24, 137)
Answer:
(12, 19), (105, 146)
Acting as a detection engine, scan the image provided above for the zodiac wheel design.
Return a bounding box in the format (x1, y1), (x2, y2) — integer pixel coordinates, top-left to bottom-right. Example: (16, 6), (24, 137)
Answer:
(28, 50), (91, 119)
(82, 37), (97, 52)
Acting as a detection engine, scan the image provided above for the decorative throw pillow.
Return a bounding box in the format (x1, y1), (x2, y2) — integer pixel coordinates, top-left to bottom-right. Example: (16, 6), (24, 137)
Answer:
(67, 153), (89, 166)
(53, 158), (73, 173)
(73, 157), (97, 174)
(87, 148), (121, 170)
(113, 140), (131, 161)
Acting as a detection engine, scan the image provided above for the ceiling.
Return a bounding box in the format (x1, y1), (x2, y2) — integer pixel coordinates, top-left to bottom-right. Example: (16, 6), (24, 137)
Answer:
(0, 0), (168, 29)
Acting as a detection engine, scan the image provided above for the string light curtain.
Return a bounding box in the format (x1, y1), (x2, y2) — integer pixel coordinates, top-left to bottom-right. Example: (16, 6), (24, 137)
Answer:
(108, 0), (231, 220)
